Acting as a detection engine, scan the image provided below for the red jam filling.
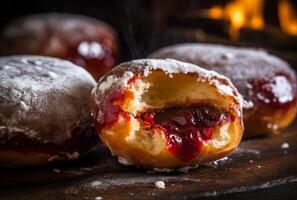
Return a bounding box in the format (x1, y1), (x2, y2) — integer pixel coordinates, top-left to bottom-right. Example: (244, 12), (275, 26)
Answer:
(65, 40), (117, 79)
(248, 74), (296, 108)
(96, 76), (233, 162)
(96, 89), (130, 132)
(95, 75), (140, 133)
(140, 105), (232, 162)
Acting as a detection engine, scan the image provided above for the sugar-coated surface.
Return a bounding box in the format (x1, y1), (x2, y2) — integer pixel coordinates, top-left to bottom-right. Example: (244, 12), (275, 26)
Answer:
(92, 59), (244, 128)
(150, 44), (297, 108)
(0, 56), (96, 145)
(94, 59), (243, 105)
(0, 13), (118, 80)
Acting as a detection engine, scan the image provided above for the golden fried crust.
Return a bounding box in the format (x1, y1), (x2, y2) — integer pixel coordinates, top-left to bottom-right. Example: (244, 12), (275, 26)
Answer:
(150, 44), (297, 136)
(92, 59), (244, 169)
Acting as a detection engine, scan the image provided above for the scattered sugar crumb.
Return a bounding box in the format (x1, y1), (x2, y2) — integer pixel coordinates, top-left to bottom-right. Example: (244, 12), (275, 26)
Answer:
(90, 181), (102, 187)
(155, 181), (165, 189)
(118, 156), (133, 166)
(153, 168), (173, 173)
(94, 197), (102, 200)
(53, 168), (61, 173)
(19, 101), (29, 111)
(257, 165), (261, 168)
(48, 155), (60, 162)
(249, 160), (253, 163)
(81, 167), (92, 171)
(178, 164), (199, 173)
(281, 143), (289, 149)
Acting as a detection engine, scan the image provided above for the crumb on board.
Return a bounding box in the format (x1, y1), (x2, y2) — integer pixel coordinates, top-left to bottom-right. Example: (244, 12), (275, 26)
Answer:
(53, 168), (61, 173)
(281, 143), (290, 149)
(90, 181), (102, 187)
(94, 196), (102, 200)
(154, 181), (166, 189)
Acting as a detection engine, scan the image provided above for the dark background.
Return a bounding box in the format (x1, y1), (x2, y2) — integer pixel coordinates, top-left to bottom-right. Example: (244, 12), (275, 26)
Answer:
(0, 0), (296, 66)
(0, 0), (154, 61)
(0, 1), (297, 199)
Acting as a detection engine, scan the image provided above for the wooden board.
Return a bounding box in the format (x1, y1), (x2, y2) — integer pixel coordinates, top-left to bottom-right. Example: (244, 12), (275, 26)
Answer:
(1, 122), (297, 200)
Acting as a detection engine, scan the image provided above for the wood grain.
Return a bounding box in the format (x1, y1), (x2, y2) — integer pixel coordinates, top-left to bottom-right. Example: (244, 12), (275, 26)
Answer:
(0, 122), (297, 200)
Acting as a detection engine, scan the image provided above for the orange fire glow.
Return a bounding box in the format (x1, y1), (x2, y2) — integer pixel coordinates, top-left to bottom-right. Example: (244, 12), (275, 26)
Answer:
(207, 0), (297, 40)
(207, 0), (264, 40)
(279, 0), (297, 36)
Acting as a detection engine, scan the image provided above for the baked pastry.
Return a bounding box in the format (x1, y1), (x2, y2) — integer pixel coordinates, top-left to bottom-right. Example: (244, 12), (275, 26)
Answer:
(0, 13), (118, 80)
(151, 44), (297, 137)
(91, 59), (244, 169)
(0, 56), (99, 167)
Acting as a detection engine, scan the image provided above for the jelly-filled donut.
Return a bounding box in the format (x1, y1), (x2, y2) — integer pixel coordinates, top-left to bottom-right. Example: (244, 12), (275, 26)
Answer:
(91, 59), (244, 169)
(151, 44), (297, 137)
(0, 56), (99, 167)
(0, 13), (118, 80)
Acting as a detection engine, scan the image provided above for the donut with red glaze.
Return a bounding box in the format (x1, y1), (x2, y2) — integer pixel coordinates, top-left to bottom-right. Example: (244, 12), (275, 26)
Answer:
(150, 44), (297, 137)
(0, 13), (118, 80)
(91, 59), (244, 169)
(0, 56), (99, 167)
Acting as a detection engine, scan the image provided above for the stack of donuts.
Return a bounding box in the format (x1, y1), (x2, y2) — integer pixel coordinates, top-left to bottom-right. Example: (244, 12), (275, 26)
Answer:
(0, 13), (296, 169)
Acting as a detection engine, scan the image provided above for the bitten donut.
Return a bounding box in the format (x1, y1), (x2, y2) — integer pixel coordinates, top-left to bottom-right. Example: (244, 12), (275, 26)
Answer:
(91, 59), (244, 169)
(151, 44), (297, 137)
(0, 13), (118, 80)
(0, 56), (99, 167)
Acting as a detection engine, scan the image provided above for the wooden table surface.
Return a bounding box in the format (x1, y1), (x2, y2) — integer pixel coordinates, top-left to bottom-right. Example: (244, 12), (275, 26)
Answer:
(0, 122), (297, 200)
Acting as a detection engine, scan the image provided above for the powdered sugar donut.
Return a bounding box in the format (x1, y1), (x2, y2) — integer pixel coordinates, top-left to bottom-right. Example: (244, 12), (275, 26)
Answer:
(0, 56), (99, 167)
(0, 13), (118, 80)
(151, 44), (297, 137)
(91, 59), (244, 169)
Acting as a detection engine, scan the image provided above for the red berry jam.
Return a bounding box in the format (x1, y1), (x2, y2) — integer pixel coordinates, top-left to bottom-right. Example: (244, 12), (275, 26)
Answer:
(95, 89), (130, 132)
(140, 105), (232, 162)
(65, 40), (117, 80)
(248, 74), (295, 108)
(95, 75), (140, 133)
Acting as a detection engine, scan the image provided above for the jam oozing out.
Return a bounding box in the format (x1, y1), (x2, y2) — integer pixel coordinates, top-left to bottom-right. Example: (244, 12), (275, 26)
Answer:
(140, 105), (232, 162)
(95, 75), (140, 133)
(248, 74), (296, 108)
(96, 89), (129, 132)
(65, 40), (117, 79)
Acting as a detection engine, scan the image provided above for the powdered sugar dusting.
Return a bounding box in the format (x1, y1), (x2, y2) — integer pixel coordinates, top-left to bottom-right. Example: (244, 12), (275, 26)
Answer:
(115, 59), (243, 106)
(0, 56), (96, 144)
(150, 43), (296, 107)
(154, 180), (166, 189)
(98, 71), (134, 94)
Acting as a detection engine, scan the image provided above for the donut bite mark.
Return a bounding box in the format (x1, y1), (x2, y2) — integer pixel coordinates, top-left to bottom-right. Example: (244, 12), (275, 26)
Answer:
(0, 56), (99, 167)
(151, 44), (297, 137)
(91, 59), (244, 169)
(0, 13), (118, 80)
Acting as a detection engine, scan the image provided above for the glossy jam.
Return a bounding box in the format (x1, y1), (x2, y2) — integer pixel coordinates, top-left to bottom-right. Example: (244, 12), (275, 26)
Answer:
(95, 76), (141, 134)
(140, 105), (232, 162)
(96, 90), (129, 133)
(95, 76), (232, 162)
(65, 40), (117, 80)
(248, 74), (296, 108)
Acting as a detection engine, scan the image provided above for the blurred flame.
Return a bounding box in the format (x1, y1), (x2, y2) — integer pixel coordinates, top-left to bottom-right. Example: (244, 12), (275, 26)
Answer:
(207, 0), (264, 40)
(279, 0), (297, 36)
